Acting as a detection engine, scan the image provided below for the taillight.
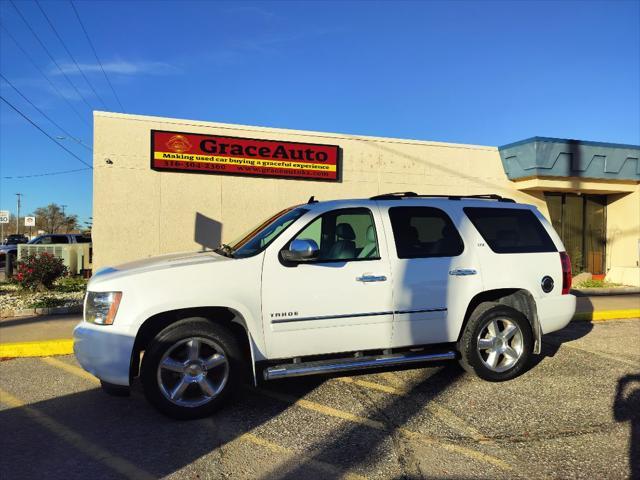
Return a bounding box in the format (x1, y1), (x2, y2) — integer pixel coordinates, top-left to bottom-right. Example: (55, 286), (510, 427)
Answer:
(560, 251), (572, 294)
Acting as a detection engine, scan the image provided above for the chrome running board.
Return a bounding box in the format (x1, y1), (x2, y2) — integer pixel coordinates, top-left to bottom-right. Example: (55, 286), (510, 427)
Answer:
(263, 350), (457, 381)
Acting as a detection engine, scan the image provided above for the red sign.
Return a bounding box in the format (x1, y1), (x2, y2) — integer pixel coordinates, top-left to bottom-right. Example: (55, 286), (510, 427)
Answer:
(151, 130), (340, 182)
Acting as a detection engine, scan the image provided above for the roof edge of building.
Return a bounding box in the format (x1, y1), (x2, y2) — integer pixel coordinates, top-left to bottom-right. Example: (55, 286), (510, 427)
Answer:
(93, 110), (498, 152)
(500, 136), (640, 151)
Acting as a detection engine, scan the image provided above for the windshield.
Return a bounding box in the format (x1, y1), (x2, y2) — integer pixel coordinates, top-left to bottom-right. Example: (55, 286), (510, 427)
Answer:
(223, 206), (308, 259)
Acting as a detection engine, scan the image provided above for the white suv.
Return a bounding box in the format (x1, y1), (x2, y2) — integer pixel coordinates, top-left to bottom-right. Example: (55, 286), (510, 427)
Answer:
(74, 193), (576, 419)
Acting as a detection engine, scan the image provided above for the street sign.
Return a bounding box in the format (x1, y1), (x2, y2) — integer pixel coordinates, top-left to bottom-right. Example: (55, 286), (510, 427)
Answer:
(0, 210), (9, 224)
(24, 216), (36, 227)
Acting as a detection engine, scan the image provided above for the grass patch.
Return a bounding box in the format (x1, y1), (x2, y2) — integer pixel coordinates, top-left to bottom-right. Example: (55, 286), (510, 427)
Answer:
(28, 297), (68, 308)
(575, 279), (621, 289)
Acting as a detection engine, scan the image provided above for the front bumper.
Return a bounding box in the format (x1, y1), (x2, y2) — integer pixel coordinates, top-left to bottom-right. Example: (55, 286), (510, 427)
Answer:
(537, 294), (577, 334)
(73, 322), (135, 386)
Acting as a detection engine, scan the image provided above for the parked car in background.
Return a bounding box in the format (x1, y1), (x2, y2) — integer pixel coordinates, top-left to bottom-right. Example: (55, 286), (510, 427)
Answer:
(2, 234), (29, 245)
(0, 234), (28, 267)
(0, 233), (91, 268)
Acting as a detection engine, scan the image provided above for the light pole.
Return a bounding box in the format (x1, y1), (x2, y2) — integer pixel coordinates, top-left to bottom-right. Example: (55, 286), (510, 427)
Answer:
(15, 193), (22, 235)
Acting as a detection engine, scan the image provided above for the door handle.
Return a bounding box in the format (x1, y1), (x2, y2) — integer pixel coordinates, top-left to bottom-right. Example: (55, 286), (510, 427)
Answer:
(356, 274), (387, 282)
(448, 268), (477, 276)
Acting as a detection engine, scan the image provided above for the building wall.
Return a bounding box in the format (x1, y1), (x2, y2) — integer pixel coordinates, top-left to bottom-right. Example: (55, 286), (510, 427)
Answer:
(93, 112), (637, 284)
(605, 188), (640, 285)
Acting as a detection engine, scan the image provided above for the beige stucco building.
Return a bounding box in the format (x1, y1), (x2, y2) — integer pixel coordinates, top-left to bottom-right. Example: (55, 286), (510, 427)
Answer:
(93, 111), (640, 286)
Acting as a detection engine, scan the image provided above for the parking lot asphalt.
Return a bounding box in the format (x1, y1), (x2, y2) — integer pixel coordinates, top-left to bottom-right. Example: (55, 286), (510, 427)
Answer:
(1, 318), (639, 480)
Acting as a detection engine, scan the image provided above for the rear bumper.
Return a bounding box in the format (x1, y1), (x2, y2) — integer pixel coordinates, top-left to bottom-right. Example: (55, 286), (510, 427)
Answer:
(73, 323), (135, 386)
(537, 294), (577, 334)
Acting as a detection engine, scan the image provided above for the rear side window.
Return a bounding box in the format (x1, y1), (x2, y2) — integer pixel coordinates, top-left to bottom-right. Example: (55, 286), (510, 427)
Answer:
(389, 207), (464, 258)
(464, 207), (556, 254)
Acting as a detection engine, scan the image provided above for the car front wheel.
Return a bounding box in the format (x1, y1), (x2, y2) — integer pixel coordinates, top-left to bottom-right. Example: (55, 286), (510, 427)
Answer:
(140, 318), (244, 419)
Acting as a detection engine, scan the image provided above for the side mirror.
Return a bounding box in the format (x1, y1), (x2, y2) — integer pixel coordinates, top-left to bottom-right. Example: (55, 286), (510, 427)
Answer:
(281, 239), (319, 263)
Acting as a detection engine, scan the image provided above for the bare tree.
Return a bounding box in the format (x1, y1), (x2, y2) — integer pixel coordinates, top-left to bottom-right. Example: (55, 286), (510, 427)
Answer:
(33, 204), (78, 233)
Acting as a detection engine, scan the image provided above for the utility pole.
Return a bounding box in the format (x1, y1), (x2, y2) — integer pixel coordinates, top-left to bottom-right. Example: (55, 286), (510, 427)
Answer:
(15, 193), (22, 235)
(61, 204), (68, 233)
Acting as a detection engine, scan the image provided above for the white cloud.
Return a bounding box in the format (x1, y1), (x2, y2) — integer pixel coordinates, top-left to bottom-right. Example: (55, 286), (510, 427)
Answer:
(52, 60), (180, 77)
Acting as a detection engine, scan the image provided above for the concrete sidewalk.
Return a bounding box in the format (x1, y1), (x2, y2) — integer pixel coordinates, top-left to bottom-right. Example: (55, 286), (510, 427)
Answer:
(0, 313), (80, 344)
(576, 293), (640, 313)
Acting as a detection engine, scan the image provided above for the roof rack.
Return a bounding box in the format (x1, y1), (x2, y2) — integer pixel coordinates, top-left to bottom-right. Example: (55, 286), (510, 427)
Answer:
(370, 192), (515, 203)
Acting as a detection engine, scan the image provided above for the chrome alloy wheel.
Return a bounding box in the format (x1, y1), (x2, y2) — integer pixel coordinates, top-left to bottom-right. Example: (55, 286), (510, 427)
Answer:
(476, 318), (524, 373)
(156, 337), (229, 408)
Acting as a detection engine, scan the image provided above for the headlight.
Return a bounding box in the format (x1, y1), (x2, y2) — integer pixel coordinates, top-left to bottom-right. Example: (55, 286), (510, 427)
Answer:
(85, 291), (122, 325)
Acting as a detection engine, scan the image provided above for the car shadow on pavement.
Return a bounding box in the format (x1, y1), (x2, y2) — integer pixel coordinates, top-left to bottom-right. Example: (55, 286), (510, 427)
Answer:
(0, 362), (465, 480)
(614, 374), (640, 480)
(259, 364), (465, 479)
(0, 378), (321, 479)
(530, 296), (595, 368)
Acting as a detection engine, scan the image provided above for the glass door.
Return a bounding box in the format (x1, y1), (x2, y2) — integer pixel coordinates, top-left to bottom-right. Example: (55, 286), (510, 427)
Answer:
(544, 193), (606, 274)
(585, 196), (606, 275)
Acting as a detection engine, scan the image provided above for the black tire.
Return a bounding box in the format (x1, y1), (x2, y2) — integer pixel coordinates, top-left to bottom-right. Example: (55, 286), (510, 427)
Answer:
(141, 317), (245, 420)
(458, 303), (533, 382)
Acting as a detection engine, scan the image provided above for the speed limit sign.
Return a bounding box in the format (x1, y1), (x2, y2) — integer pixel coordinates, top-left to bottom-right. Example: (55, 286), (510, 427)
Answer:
(0, 210), (9, 224)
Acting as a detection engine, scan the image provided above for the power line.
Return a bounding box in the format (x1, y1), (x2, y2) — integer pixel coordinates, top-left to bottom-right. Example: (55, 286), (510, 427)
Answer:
(9, 0), (96, 112)
(0, 94), (93, 169)
(35, 0), (109, 110)
(0, 22), (89, 126)
(2, 167), (90, 180)
(70, 0), (125, 112)
(0, 73), (92, 151)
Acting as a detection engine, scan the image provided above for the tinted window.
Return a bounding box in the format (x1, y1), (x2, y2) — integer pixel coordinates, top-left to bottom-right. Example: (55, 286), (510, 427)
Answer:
(292, 208), (379, 261)
(464, 207), (556, 254)
(75, 235), (92, 243)
(389, 207), (464, 258)
(34, 235), (69, 245)
(52, 235), (69, 244)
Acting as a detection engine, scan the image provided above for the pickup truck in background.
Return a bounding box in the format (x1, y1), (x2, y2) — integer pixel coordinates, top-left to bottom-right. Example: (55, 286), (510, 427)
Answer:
(0, 233), (91, 269)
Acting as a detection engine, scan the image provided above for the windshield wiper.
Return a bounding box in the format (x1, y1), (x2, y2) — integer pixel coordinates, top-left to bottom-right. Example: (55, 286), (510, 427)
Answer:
(214, 243), (235, 258)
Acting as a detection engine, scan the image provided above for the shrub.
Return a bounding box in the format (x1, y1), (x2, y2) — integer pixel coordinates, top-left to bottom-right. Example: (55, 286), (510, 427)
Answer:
(55, 276), (88, 293)
(15, 252), (67, 291)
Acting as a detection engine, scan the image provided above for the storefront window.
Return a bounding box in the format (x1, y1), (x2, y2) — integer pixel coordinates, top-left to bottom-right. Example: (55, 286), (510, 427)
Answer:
(544, 193), (606, 274)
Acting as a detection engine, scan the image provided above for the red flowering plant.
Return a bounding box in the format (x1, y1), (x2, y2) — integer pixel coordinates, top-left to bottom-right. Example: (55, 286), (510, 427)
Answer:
(15, 252), (67, 291)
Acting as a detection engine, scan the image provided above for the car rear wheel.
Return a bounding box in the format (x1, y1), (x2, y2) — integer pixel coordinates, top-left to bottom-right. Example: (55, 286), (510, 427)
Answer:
(141, 318), (244, 419)
(458, 303), (533, 381)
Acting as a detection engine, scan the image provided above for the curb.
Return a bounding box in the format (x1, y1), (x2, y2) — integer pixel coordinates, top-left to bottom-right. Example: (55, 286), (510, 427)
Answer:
(573, 309), (640, 322)
(0, 339), (73, 359)
(0, 304), (82, 319)
(0, 310), (638, 359)
(571, 287), (640, 296)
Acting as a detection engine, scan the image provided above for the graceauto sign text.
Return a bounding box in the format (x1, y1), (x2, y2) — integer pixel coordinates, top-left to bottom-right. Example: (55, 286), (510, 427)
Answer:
(151, 130), (340, 181)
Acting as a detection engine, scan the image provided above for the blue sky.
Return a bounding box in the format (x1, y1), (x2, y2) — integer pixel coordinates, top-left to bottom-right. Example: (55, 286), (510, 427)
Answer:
(1, 0), (639, 224)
